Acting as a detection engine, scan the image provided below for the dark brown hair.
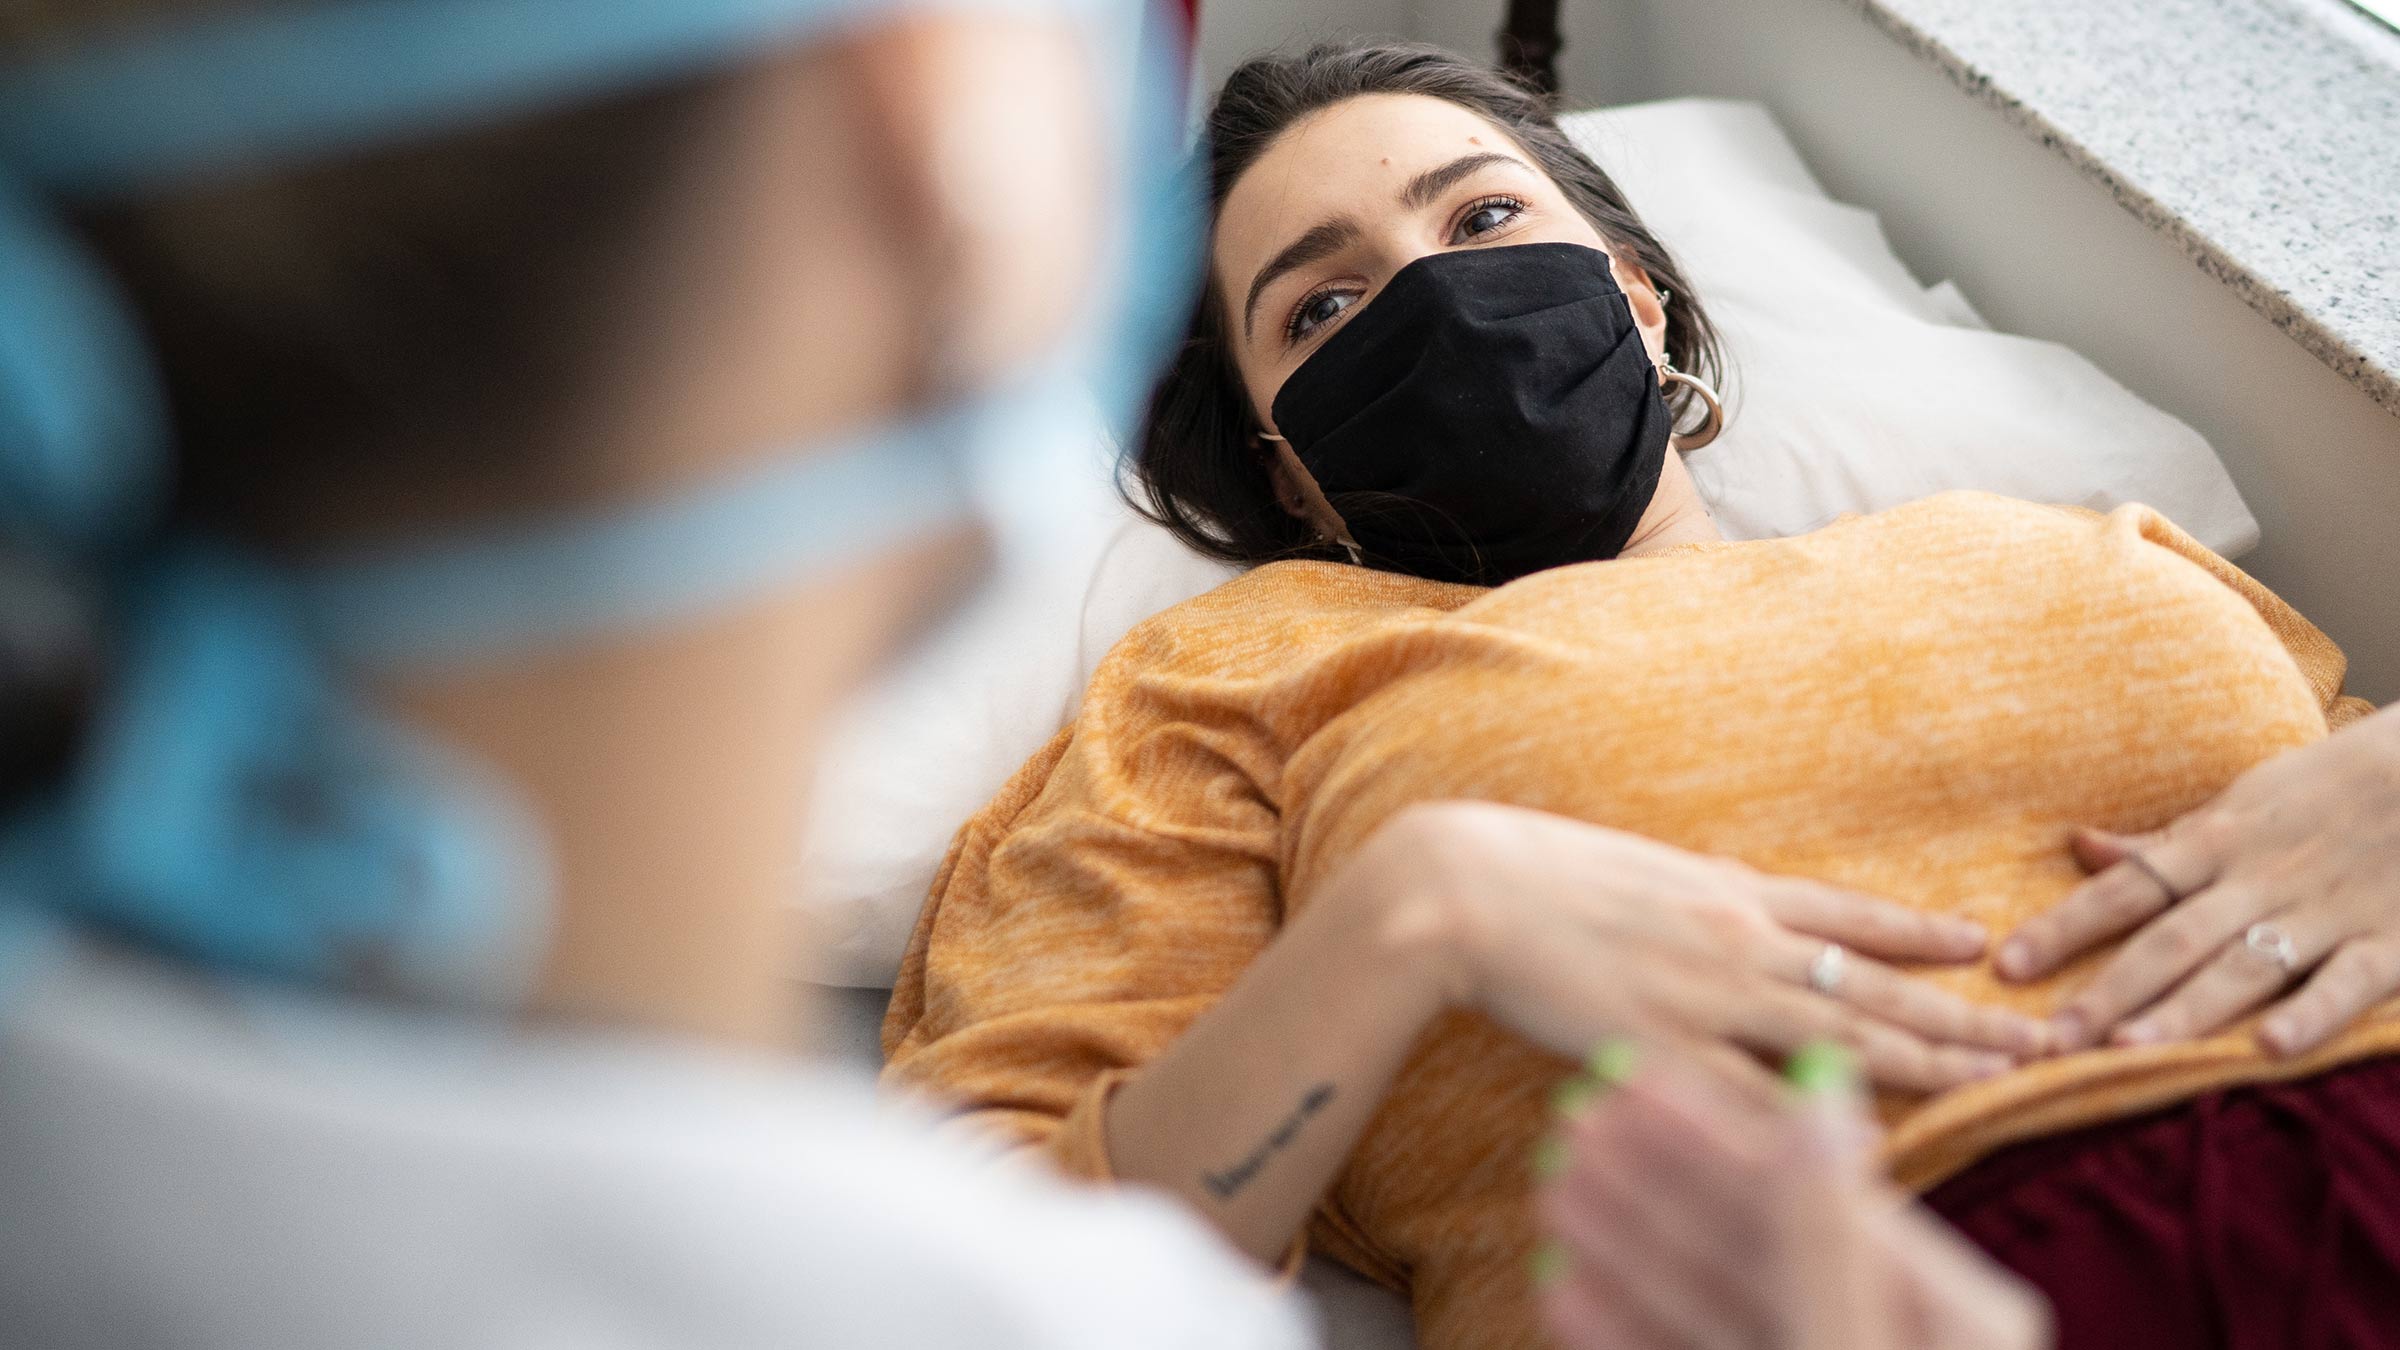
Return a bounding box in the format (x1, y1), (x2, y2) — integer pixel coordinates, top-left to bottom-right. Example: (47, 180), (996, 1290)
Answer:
(1128, 40), (1727, 567)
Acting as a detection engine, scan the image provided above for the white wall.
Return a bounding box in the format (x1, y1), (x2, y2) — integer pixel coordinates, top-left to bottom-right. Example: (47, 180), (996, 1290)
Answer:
(1196, 0), (1620, 97)
(1197, 0), (1551, 83)
(1196, 0), (1412, 89)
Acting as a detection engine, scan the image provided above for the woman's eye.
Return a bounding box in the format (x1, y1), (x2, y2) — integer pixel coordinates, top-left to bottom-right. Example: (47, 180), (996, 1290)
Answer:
(1288, 288), (1359, 342)
(1452, 197), (1526, 242)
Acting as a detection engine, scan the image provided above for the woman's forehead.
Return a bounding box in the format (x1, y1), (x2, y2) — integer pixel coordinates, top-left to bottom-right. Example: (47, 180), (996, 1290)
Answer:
(1214, 93), (1517, 278)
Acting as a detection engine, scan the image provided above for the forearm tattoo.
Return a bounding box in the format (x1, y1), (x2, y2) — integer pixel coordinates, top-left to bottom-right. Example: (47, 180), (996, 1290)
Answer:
(1202, 1083), (1337, 1201)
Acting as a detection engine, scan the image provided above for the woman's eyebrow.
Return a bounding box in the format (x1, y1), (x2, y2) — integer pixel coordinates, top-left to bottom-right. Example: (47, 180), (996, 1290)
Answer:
(1398, 151), (1529, 209)
(1238, 153), (1534, 344)
(1243, 215), (1364, 340)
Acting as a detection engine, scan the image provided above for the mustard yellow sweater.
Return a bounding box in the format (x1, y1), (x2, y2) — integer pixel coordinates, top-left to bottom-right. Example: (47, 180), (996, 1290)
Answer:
(884, 493), (2383, 1350)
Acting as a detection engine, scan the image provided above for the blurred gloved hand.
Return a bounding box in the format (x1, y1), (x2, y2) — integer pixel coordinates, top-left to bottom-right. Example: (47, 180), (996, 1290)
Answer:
(1534, 1044), (2051, 1350)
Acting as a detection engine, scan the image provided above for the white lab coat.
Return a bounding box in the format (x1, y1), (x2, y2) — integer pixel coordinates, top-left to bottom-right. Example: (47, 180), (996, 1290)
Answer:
(0, 939), (1315, 1350)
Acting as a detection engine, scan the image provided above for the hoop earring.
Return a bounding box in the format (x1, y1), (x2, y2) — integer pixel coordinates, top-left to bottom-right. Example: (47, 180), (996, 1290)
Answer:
(1656, 353), (1724, 452)
(1257, 432), (1364, 565)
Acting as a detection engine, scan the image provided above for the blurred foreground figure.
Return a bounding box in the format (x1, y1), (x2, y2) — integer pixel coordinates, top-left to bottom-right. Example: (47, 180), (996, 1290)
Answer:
(1538, 1048), (2049, 1350)
(0, 0), (1308, 1345)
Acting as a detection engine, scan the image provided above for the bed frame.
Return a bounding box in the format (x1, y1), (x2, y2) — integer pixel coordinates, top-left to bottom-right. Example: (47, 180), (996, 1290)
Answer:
(1496, 0), (1562, 92)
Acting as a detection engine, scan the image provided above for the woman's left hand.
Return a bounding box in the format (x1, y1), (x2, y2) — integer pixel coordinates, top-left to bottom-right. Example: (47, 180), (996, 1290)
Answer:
(1998, 703), (2400, 1056)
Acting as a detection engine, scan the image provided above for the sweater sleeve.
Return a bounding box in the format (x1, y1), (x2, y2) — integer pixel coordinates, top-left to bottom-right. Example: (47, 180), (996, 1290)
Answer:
(879, 656), (1288, 1187)
(2128, 506), (2370, 726)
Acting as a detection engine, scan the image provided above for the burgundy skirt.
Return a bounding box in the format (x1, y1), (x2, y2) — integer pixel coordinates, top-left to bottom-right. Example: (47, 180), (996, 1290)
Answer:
(1925, 1055), (2400, 1350)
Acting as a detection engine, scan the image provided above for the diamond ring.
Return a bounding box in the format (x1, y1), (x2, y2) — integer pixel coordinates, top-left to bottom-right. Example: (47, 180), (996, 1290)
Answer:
(1807, 942), (1848, 996)
(2245, 922), (2299, 973)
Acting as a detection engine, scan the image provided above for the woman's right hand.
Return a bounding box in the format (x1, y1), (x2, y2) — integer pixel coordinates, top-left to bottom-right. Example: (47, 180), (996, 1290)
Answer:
(1330, 801), (2050, 1092)
(1104, 800), (2048, 1265)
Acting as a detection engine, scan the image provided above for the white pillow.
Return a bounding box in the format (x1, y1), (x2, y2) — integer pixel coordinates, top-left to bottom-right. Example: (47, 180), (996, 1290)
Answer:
(1560, 100), (2256, 549)
(792, 96), (2256, 989)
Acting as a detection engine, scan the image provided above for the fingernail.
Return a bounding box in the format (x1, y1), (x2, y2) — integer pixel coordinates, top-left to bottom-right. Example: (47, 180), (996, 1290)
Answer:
(1968, 1051), (2014, 1080)
(1784, 1041), (1857, 1097)
(1530, 1241), (1570, 1288)
(1551, 1076), (1602, 1119)
(2113, 1021), (2159, 1047)
(1950, 918), (1989, 947)
(1586, 1038), (1640, 1088)
(2017, 1016), (2059, 1056)
(1532, 1134), (1570, 1180)
(2259, 1018), (2298, 1057)
(1996, 939), (2032, 980)
(2051, 1009), (2089, 1050)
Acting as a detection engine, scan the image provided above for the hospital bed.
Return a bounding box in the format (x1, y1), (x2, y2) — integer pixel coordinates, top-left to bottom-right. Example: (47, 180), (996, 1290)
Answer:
(807, 12), (2400, 1339)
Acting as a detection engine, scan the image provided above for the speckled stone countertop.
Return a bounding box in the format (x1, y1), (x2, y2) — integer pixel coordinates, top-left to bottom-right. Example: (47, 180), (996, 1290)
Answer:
(1837, 0), (2400, 418)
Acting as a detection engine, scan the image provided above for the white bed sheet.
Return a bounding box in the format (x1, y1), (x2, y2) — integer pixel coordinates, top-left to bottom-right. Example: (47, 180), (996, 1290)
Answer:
(813, 985), (1418, 1349)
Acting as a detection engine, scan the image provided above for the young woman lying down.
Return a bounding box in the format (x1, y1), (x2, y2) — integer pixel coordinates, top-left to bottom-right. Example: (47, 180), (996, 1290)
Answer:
(883, 43), (2396, 1350)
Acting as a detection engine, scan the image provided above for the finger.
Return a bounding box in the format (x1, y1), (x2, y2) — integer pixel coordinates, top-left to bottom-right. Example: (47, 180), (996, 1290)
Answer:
(1629, 1047), (1805, 1144)
(1536, 1258), (1708, 1345)
(2258, 937), (2400, 1057)
(1770, 934), (2050, 1057)
(1587, 1073), (1782, 1217)
(2052, 879), (2268, 1049)
(1997, 830), (2220, 982)
(1607, 1085), (1870, 1249)
(1996, 854), (2175, 982)
(1541, 1272), (1649, 1350)
(2109, 909), (2328, 1047)
(1872, 1206), (2052, 1350)
(1606, 1062), (1887, 1350)
(2065, 826), (2159, 876)
(1549, 1063), (1800, 1292)
(1763, 882), (1988, 964)
(1544, 1157), (1771, 1347)
(1545, 1139), (1767, 1350)
(1682, 1038), (1791, 1108)
(1770, 1115), (1895, 1350)
(1721, 984), (2013, 1094)
(1556, 1060), (1777, 1203)
(1785, 1046), (1881, 1174)
(1643, 969), (1996, 1094)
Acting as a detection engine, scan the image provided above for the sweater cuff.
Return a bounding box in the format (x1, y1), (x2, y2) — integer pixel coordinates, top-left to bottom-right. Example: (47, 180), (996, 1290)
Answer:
(1045, 1067), (1136, 1182)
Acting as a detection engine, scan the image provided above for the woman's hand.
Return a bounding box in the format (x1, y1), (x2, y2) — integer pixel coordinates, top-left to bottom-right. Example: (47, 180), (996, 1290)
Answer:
(1998, 704), (2400, 1056)
(1347, 802), (2049, 1093)
(1104, 800), (2044, 1266)
(1537, 1047), (2050, 1350)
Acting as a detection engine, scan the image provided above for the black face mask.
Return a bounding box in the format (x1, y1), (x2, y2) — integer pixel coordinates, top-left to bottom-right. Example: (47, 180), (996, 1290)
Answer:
(1268, 241), (1671, 586)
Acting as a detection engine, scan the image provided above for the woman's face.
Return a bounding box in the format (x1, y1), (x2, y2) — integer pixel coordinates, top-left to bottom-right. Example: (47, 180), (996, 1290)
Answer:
(1214, 92), (1669, 437)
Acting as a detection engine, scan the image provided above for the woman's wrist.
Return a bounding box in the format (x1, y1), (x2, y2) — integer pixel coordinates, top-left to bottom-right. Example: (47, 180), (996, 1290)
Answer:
(1100, 813), (1470, 1260)
(1315, 804), (1489, 1017)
